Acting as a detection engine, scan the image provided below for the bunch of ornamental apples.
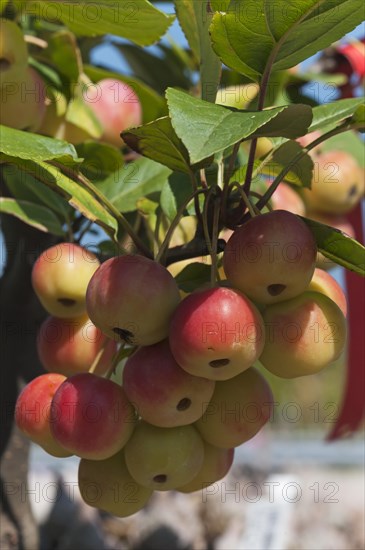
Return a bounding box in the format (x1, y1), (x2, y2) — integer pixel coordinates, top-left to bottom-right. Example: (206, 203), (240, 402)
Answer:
(15, 210), (348, 517)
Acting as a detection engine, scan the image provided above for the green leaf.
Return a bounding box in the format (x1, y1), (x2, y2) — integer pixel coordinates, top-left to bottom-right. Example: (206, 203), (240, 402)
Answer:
(174, 0), (221, 102)
(210, 0), (231, 9)
(7, 158), (119, 239)
(309, 98), (364, 132)
(2, 163), (70, 217)
(166, 88), (310, 164)
(210, 0), (364, 81)
(174, 0), (200, 60)
(303, 217), (365, 275)
(0, 125), (78, 163)
(84, 65), (166, 124)
(47, 30), (82, 85)
(122, 116), (195, 174)
(0, 197), (65, 236)
(115, 43), (191, 96)
(22, 0), (174, 47)
(351, 103), (365, 128)
(268, 140), (314, 188)
(246, 104), (313, 140)
(160, 172), (193, 220)
(174, 262), (212, 292)
(76, 141), (124, 182)
(98, 157), (171, 213)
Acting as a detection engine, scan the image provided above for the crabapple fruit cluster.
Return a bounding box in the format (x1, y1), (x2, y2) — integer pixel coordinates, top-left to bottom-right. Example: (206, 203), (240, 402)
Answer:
(15, 210), (348, 517)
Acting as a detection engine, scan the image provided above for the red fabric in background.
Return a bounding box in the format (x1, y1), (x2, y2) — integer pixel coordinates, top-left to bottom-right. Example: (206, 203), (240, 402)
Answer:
(327, 203), (365, 440)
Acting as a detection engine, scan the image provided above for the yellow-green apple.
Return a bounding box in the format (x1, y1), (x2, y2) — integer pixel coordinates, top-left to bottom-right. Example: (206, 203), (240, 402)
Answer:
(78, 450), (152, 517)
(195, 367), (273, 448)
(87, 79), (142, 147)
(259, 290), (347, 378)
(223, 210), (317, 304)
(50, 373), (136, 459)
(39, 100), (94, 143)
(86, 254), (180, 346)
(122, 340), (215, 427)
(0, 19), (28, 83)
(303, 151), (364, 214)
(216, 83), (259, 109)
(178, 443), (234, 493)
(305, 210), (355, 270)
(15, 373), (72, 457)
(0, 66), (47, 131)
(124, 421), (204, 491)
(37, 314), (117, 377)
(308, 268), (347, 317)
(254, 137), (273, 158)
(169, 286), (265, 381)
(32, 243), (100, 318)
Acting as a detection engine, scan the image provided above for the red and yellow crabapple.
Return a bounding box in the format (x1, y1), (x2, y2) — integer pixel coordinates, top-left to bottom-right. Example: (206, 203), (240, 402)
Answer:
(123, 340), (215, 427)
(15, 373), (71, 457)
(195, 367), (273, 448)
(86, 254), (180, 346)
(51, 373), (136, 460)
(259, 291), (347, 378)
(124, 421), (204, 491)
(32, 243), (100, 318)
(37, 314), (117, 377)
(169, 286), (265, 381)
(223, 210), (317, 304)
(78, 450), (152, 517)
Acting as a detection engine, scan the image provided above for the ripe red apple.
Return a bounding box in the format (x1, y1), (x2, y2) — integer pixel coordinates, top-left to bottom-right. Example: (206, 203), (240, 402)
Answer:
(86, 254), (180, 346)
(308, 268), (347, 317)
(124, 421), (204, 491)
(303, 151), (364, 214)
(223, 210), (317, 304)
(50, 373), (136, 460)
(268, 182), (306, 216)
(87, 79), (142, 147)
(37, 315), (117, 377)
(195, 367), (273, 448)
(32, 243), (100, 318)
(15, 373), (72, 457)
(78, 450), (152, 517)
(122, 340), (215, 427)
(169, 286), (265, 381)
(178, 443), (234, 493)
(296, 130), (322, 154)
(259, 290), (347, 378)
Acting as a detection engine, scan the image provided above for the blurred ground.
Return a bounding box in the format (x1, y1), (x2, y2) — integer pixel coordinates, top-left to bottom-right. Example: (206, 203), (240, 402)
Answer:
(27, 429), (364, 550)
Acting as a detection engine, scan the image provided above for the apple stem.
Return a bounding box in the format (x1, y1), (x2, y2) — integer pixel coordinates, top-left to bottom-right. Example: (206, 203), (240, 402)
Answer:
(89, 342), (108, 375)
(104, 343), (127, 380)
(231, 182), (259, 218)
(224, 142), (241, 188)
(249, 191), (273, 213)
(210, 196), (221, 287)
